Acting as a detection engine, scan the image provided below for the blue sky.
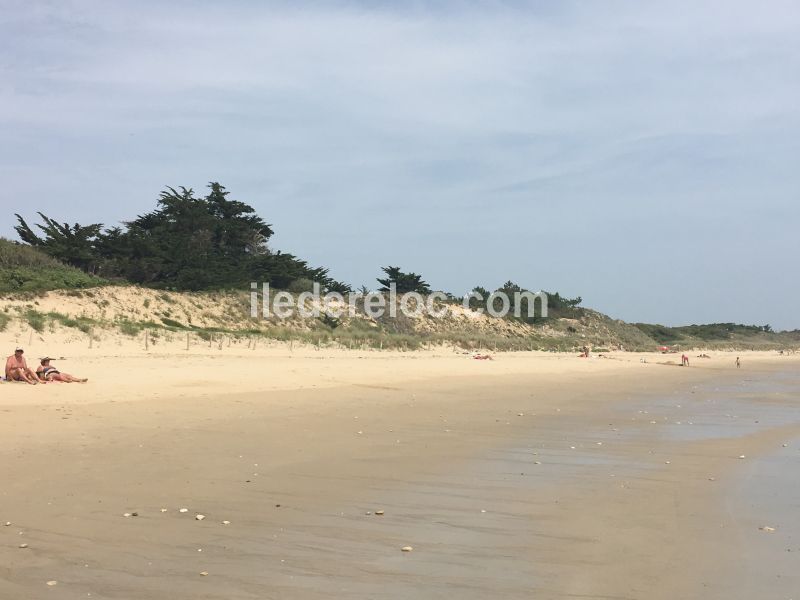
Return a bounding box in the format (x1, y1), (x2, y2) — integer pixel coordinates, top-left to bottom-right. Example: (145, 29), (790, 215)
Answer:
(2, 1), (799, 329)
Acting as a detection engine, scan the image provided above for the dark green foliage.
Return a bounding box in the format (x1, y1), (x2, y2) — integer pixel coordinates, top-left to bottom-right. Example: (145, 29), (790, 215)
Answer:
(14, 183), (348, 292)
(543, 291), (583, 319)
(0, 266), (103, 294)
(111, 184), (274, 288)
(466, 281), (580, 323)
(160, 317), (186, 329)
(324, 279), (353, 294)
(634, 322), (778, 344)
(671, 323), (773, 341)
(377, 266), (431, 294)
(633, 323), (684, 344)
(320, 313), (341, 329)
(250, 251), (344, 291)
(467, 286), (490, 310)
(0, 238), (104, 293)
(14, 214), (102, 272)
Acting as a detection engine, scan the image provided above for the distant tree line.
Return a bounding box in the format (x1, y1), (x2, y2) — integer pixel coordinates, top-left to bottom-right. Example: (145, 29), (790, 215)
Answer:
(467, 281), (583, 323)
(12, 184), (579, 325)
(15, 183), (349, 292)
(371, 270), (580, 322)
(634, 322), (775, 343)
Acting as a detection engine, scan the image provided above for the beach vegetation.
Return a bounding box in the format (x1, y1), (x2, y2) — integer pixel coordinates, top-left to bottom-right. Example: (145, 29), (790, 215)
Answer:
(45, 311), (95, 335)
(377, 266), (431, 294)
(14, 183), (349, 293)
(0, 238), (105, 294)
(24, 309), (46, 332)
(633, 322), (777, 344)
(117, 318), (142, 336)
(288, 278), (315, 293)
(160, 317), (186, 329)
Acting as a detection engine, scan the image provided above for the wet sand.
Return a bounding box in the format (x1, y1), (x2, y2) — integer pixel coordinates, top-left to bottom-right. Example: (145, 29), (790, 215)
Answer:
(1, 352), (798, 599)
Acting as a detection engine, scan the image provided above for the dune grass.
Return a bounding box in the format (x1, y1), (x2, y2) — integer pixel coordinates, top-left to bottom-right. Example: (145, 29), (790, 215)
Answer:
(0, 238), (105, 294)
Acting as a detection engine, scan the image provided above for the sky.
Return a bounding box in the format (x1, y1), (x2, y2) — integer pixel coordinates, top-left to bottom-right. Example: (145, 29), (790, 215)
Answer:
(2, 0), (799, 329)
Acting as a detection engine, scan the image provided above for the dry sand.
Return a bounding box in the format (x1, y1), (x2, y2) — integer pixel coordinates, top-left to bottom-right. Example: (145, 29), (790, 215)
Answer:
(1, 343), (798, 599)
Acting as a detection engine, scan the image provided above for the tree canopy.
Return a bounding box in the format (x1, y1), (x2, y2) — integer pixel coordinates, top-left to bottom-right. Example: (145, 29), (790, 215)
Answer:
(376, 266), (431, 294)
(15, 183), (349, 292)
(465, 281), (582, 322)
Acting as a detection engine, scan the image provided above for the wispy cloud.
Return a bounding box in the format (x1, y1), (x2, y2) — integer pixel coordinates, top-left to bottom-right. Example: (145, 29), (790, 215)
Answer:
(2, 1), (799, 327)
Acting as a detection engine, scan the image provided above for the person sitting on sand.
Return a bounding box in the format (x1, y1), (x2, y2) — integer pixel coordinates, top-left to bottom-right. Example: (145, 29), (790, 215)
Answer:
(5, 347), (39, 384)
(36, 357), (88, 383)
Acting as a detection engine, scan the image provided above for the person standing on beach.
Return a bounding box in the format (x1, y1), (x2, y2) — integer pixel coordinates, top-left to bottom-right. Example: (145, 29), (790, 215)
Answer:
(5, 348), (39, 384)
(736, 357), (741, 368)
(681, 353), (689, 367)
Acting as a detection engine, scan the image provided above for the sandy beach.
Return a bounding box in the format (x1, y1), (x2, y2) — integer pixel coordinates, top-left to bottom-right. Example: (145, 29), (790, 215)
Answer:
(1, 346), (798, 599)
(4, 1), (798, 598)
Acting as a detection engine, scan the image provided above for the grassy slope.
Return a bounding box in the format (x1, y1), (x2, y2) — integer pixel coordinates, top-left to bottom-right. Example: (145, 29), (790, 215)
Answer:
(633, 322), (800, 350)
(0, 238), (105, 294)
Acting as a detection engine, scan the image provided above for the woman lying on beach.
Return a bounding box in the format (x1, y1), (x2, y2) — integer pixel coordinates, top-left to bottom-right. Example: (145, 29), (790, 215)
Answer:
(36, 358), (88, 383)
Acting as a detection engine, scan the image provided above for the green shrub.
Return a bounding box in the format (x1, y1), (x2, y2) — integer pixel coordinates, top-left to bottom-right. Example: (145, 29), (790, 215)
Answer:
(320, 313), (341, 329)
(0, 238), (63, 269)
(46, 312), (96, 334)
(0, 238), (105, 293)
(161, 317), (186, 328)
(118, 319), (141, 336)
(24, 309), (46, 332)
(633, 323), (683, 344)
(288, 278), (315, 293)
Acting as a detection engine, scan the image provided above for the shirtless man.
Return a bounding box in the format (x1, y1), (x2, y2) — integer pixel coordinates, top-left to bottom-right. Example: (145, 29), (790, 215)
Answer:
(5, 348), (39, 384)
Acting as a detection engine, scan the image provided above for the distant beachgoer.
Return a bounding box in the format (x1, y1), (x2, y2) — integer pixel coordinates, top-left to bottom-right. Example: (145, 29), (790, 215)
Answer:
(5, 348), (39, 384)
(681, 354), (689, 367)
(36, 358), (88, 383)
(736, 357), (741, 369)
